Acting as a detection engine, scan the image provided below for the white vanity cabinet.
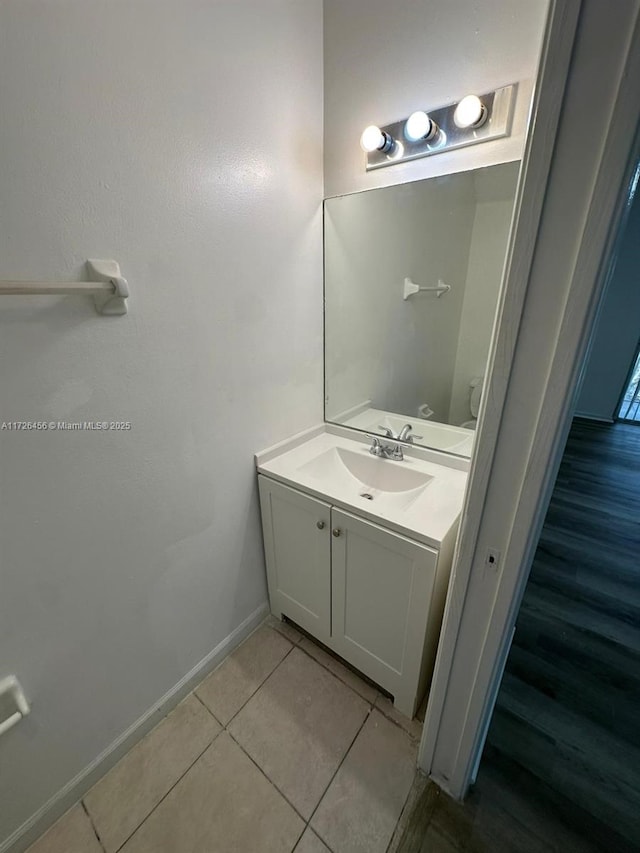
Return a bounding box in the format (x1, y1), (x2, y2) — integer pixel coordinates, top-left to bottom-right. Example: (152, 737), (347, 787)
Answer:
(258, 474), (449, 718)
(259, 476), (332, 644)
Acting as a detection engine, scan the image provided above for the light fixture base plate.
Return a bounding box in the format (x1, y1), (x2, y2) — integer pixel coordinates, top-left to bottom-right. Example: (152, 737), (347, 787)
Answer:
(365, 84), (515, 171)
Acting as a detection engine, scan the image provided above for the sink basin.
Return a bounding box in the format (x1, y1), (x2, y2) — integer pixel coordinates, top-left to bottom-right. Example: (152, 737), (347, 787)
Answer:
(298, 446), (433, 511)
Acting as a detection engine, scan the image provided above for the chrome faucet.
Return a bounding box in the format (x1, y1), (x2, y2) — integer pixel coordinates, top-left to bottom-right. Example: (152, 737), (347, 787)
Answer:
(369, 436), (403, 461)
(397, 423), (423, 444)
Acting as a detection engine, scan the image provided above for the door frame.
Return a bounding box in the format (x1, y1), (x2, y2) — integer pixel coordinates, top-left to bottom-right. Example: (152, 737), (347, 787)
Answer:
(419, 0), (640, 797)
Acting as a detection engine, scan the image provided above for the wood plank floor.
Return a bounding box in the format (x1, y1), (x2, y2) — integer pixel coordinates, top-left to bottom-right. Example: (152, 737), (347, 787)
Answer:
(486, 418), (640, 849)
(391, 753), (609, 853)
(393, 419), (640, 853)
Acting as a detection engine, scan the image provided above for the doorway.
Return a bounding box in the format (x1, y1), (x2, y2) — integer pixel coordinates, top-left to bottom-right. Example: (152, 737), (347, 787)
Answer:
(478, 155), (640, 851)
(481, 416), (640, 850)
(617, 348), (640, 422)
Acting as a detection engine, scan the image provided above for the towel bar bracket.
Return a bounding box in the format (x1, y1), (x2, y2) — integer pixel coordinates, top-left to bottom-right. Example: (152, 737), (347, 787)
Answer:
(0, 676), (30, 739)
(87, 259), (129, 315)
(0, 259), (129, 315)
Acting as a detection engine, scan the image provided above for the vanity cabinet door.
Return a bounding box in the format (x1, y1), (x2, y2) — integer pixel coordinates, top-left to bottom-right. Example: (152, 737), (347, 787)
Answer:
(258, 476), (331, 643)
(330, 508), (439, 717)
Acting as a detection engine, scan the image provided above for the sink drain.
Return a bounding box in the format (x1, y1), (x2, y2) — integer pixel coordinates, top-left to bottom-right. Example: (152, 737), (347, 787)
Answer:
(360, 492), (374, 500)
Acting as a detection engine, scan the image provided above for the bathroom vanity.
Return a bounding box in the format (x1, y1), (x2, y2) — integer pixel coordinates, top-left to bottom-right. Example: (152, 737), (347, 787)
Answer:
(256, 426), (467, 718)
(254, 161), (519, 718)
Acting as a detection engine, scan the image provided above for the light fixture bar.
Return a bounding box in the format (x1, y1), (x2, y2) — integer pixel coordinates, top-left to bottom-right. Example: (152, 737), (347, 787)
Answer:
(364, 84), (515, 171)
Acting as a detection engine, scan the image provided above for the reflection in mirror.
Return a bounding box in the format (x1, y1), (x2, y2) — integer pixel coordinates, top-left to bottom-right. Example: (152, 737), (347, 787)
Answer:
(324, 161), (519, 457)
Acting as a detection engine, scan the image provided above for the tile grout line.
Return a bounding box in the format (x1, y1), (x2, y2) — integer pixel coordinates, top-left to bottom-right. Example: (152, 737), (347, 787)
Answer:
(192, 621), (296, 728)
(191, 689), (223, 726)
(218, 641), (296, 730)
(222, 631), (378, 851)
(295, 640), (379, 706)
(291, 825), (333, 853)
(81, 799), (107, 853)
(222, 640), (372, 850)
(225, 727), (311, 827)
(305, 704), (373, 847)
(107, 727), (222, 853)
(86, 628), (295, 853)
(270, 625), (423, 849)
(372, 696), (424, 743)
(82, 624), (405, 853)
(291, 627), (423, 742)
(218, 628), (371, 852)
(297, 641), (423, 743)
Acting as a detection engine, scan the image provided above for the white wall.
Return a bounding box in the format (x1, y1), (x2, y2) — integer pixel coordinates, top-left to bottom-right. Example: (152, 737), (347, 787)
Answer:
(323, 0), (549, 197)
(448, 163), (519, 425)
(324, 175), (476, 422)
(575, 184), (640, 420)
(0, 1), (323, 848)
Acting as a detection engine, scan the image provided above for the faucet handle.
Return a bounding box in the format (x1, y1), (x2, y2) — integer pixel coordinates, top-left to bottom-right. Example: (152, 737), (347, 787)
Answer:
(406, 433), (423, 443)
(367, 435), (381, 456)
(377, 426), (396, 438)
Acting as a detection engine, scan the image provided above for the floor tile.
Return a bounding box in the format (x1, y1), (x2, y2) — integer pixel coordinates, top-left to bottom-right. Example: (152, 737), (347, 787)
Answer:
(196, 624), (292, 724)
(299, 637), (378, 704)
(311, 710), (417, 853)
(267, 614), (303, 644)
(295, 827), (332, 852)
(374, 694), (423, 741)
(120, 732), (304, 853)
(84, 694), (219, 852)
(229, 647), (370, 819)
(26, 805), (102, 853)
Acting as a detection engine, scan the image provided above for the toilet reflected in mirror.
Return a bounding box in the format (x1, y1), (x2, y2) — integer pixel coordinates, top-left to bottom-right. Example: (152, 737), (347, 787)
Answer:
(323, 161), (519, 458)
(461, 376), (484, 431)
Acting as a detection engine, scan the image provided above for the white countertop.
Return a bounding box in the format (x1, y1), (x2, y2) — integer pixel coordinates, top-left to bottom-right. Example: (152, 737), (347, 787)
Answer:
(256, 426), (468, 549)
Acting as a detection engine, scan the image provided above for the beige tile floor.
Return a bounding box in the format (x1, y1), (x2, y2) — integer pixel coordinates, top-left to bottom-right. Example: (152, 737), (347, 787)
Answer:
(27, 618), (422, 853)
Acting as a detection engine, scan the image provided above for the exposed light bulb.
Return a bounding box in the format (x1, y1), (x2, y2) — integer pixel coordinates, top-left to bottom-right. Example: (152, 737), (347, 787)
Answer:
(360, 125), (394, 153)
(453, 95), (487, 129)
(404, 111), (438, 142)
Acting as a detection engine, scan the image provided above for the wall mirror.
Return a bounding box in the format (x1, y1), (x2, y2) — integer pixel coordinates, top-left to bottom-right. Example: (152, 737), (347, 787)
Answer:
(324, 161), (519, 458)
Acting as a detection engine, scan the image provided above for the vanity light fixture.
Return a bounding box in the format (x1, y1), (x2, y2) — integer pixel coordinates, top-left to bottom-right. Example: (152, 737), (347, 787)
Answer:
(360, 84), (515, 171)
(404, 111), (439, 142)
(453, 94), (488, 129)
(360, 124), (395, 153)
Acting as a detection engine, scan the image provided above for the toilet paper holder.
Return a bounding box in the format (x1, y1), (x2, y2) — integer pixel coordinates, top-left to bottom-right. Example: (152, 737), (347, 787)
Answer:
(0, 676), (30, 738)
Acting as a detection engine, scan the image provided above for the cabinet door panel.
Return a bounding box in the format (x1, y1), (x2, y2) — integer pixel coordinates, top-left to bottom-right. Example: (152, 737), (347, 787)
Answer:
(258, 476), (331, 641)
(331, 508), (438, 715)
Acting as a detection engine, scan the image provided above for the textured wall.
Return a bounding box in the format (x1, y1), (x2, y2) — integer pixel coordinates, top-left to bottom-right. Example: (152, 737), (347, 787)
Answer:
(323, 0), (549, 197)
(0, 1), (323, 846)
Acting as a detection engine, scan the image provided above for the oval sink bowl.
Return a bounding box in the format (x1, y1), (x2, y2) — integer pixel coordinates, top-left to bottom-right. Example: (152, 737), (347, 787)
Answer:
(298, 446), (433, 512)
(336, 447), (432, 492)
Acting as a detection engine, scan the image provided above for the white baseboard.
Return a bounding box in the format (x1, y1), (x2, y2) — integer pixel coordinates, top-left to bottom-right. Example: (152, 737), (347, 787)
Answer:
(2, 601), (269, 853)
